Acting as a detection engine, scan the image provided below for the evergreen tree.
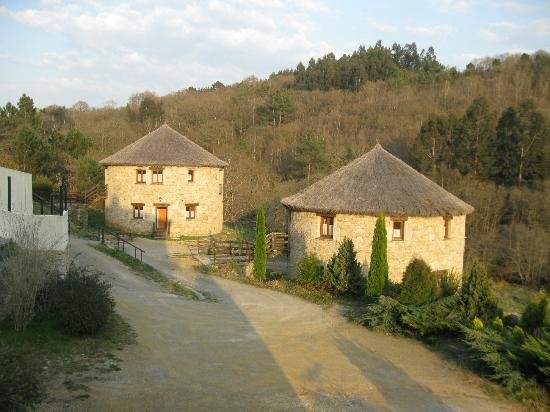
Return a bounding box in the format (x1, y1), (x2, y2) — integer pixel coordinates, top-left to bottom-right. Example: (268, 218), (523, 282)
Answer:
(460, 261), (500, 321)
(488, 100), (548, 186)
(366, 214), (388, 298)
(252, 208), (267, 281)
(453, 97), (494, 176)
(399, 258), (438, 305)
(324, 237), (363, 295)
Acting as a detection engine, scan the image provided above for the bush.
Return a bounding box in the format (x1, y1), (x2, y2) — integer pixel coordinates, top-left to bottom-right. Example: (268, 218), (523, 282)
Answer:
(0, 229), (55, 331)
(438, 270), (460, 297)
(492, 317), (504, 332)
(252, 208), (267, 282)
(295, 254), (323, 286)
(472, 317), (484, 330)
(32, 174), (55, 198)
(48, 266), (114, 335)
(324, 238), (364, 295)
(504, 313), (520, 328)
(460, 261), (501, 321)
(366, 214), (388, 297)
(512, 326), (526, 344)
(399, 258), (438, 306)
(383, 280), (401, 299)
(521, 295), (548, 336)
(0, 344), (45, 410)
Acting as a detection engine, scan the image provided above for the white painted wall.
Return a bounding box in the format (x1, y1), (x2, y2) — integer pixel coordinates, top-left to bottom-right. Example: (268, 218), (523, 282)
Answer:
(0, 166), (68, 252)
(0, 166), (32, 214)
(0, 210), (69, 251)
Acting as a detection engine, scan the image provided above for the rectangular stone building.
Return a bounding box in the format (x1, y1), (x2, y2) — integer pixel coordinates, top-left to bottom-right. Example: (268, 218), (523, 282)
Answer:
(100, 125), (227, 238)
(281, 144), (474, 281)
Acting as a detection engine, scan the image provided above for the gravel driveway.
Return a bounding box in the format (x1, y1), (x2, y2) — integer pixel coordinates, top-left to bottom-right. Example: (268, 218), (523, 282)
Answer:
(59, 236), (518, 411)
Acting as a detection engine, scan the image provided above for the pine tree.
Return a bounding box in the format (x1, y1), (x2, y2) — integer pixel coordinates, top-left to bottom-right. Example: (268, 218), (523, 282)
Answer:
(460, 261), (500, 321)
(252, 208), (267, 281)
(324, 237), (363, 295)
(366, 214), (388, 298)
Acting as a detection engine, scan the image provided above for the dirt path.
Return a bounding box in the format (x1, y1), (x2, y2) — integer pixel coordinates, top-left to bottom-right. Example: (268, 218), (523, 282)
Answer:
(55, 237), (519, 411)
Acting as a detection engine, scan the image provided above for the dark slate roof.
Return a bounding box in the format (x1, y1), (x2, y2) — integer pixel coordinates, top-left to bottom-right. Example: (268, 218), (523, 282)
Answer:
(281, 144), (474, 217)
(99, 124), (227, 167)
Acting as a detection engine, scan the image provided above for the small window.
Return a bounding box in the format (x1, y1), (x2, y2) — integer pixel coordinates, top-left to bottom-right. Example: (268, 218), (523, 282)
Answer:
(320, 215), (334, 239)
(132, 203), (144, 219)
(186, 204), (197, 219)
(152, 169), (163, 184)
(136, 169), (146, 183)
(219, 183), (223, 195)
(444, 217), (451, 239)
(188, 170), (194, 183)
(392, 220), (404, 241)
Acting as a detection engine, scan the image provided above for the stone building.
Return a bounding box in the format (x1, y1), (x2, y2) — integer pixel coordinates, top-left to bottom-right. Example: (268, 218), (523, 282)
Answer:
(100, 125), (227, 237)
(281, 144), (474, 281)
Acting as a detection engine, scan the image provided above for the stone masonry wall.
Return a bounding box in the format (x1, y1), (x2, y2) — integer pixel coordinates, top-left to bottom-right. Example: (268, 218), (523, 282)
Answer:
(289, 212), (466, 281)
(105, 165), (224, 237)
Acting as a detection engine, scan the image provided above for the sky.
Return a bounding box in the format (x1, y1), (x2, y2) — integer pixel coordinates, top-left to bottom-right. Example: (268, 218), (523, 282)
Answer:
(0, 0), (549, 108)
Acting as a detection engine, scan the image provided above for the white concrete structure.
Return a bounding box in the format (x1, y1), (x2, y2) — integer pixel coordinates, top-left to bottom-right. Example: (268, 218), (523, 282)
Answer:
(0, 166), (69, 253)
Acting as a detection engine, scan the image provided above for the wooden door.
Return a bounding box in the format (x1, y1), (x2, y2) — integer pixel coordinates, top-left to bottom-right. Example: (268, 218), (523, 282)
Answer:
(156, 207), (167, 231)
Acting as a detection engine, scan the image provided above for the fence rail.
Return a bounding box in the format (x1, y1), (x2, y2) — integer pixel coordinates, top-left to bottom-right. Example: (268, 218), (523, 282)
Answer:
(97, 227), (145, 262)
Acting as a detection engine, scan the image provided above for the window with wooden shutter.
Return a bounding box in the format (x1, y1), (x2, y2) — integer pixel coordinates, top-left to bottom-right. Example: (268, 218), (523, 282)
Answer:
(152, 169), (163, 184)
(186, 204), (197, 219)
(132, 203), (144, 219)
(136, 169), (146, 183)
(392, 220), (404, 241)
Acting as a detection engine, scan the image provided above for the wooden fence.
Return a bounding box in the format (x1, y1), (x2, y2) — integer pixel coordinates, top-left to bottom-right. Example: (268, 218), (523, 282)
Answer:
(193, 232), (289, 264)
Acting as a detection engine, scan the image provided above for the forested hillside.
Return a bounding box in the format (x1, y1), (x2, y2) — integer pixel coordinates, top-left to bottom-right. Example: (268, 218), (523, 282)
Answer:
(1, 46), (548, 286)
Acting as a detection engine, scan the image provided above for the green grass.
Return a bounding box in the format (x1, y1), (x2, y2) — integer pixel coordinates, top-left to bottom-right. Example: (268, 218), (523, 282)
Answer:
(199, 263), (335, 306)
(93, 244), (199, 299)
(0, 312), (135, 403)
(492, 281), (542, 314)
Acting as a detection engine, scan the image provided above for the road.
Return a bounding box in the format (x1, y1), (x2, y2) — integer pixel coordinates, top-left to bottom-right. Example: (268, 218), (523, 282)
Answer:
(51, 236), (517, 411)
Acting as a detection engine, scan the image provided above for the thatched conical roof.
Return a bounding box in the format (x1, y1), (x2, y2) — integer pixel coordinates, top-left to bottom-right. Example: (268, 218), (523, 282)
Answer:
(281, 144), (474, 217)
(100, 124), (227, 167)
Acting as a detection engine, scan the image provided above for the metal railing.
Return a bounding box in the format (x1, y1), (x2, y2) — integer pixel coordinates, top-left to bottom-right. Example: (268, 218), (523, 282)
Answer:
(97, 227), (145, 262)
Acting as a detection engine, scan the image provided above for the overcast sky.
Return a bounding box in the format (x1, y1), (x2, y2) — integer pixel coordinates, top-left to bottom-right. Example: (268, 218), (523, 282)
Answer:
(1, 0), (548, 108)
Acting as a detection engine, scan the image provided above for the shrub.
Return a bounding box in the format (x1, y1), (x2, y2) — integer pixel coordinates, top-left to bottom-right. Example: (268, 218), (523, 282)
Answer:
(0, 225), (55, 330)
(252, 208), (267, 282)
(504, 313), (520, 328)
(399, 258), (438, 306)
(491, 317), (504, 332)
(438, 270), (460, 297)
(383, 280), (401, 299)
(472, 317), (484, 330)
(32, 174), (55, 198)
(295, 254), (323, 286)
(460, 261), (500, 321)
(0, 344), (45, 410)
(520, 295), (548, 336)
(512, 326), (526, 344)
(48, 266), (115, 335)
(366, 214), (388, 297)
(324, 237), (364, 295)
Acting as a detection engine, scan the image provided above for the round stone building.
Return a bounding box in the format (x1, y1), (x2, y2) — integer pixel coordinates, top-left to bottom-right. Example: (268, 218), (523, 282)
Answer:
(100, 125), (227, 238)
(281, 144), (474, 281)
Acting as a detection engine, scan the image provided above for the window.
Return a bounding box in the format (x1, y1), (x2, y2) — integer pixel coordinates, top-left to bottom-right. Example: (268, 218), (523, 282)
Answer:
(392, 220), (404, 241)
(7, 176), (11, 212)
(186, 204), (197, 219)
(444, 217), (452, 239)
(132, 203), (144, 219)
(320, 215), (334, 239)
(152, 169), (163, 184)
(188, 169), (194, 183)
(219, 184), (223, 195)
(136, 169), (146, 183)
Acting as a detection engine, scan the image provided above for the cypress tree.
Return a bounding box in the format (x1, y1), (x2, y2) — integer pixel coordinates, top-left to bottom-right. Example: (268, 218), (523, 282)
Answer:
(252, 208), (267, 281)
(366, 213), (388, 297)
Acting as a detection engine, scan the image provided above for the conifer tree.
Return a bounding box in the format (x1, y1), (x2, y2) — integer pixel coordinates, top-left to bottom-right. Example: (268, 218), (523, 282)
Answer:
(460, 261), (500, 321)
(324, 237), (363, 295)
(366, 214), (388, 297)
(252, 208), (267, 281)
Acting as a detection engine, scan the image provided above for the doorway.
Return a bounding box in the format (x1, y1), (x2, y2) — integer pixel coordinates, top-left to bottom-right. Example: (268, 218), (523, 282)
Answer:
(156, 207), (168, 231)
